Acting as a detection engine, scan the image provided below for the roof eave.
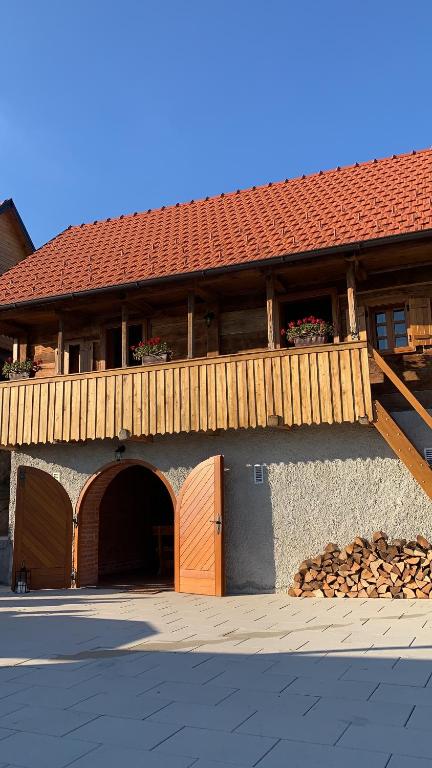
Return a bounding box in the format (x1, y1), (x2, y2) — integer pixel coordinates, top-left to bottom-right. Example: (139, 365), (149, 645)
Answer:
(0, 226), (431, 313)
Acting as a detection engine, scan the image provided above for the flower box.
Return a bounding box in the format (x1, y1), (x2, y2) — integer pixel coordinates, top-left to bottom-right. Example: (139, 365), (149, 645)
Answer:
(2, 358), (42, 380)
(8, 371), (32, 380)
(140, 353), (170, 365)
(281, 317), (334, 347)
(131, 337), (172, 365)
(293, 335), (328, 347)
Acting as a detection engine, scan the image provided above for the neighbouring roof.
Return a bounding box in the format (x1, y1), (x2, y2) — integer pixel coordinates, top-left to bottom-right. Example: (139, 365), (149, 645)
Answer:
(0, 149), (431, 308)
(0, 199), (34, 256)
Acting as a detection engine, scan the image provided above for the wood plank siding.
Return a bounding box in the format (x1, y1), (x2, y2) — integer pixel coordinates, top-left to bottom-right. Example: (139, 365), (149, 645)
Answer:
(0, 342), (372, 447)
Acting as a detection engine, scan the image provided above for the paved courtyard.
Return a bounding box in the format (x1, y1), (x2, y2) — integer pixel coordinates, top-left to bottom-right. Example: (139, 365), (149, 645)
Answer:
(1, 590), (432, 767)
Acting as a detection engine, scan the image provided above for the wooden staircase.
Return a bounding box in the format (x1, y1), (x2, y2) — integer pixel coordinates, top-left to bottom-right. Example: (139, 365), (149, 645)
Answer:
(370, 348), (432, 501)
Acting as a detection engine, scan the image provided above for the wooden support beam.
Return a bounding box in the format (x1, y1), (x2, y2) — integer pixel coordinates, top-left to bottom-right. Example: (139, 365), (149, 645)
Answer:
(12, 338), (18, 361)
(371, 348), (432, 431)
(121, 305), (128, 368)
(18, 338), (28, 363)
(373, 399), (432, 501)
(98, 327), (106, 371)
(266, 274), (280, 350)
(206, 302), (220, 358)
(187, 292), (195, 359)
(56, 317), (64, 374)
(346, 262), (359, 340)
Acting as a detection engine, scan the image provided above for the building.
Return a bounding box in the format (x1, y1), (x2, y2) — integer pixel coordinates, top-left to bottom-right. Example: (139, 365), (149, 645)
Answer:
(0, 150), (432, 594)
(0, 198), (34, 580)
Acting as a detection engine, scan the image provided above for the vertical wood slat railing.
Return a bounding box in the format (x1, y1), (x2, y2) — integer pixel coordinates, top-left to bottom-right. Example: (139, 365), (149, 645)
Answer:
(0, 341), (372, 447)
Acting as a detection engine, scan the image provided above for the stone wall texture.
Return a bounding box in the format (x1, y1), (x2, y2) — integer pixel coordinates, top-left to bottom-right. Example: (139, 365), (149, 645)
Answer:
(7, 418), (432, 593)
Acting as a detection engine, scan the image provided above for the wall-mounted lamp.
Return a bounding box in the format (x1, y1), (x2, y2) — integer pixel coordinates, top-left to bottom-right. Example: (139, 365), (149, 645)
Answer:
(204, 310), (215, 328)
(115, 444), (126, 462)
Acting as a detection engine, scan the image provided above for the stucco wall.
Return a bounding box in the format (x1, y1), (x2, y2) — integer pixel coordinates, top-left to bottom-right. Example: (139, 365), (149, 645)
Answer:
(7, 420), (432, 592)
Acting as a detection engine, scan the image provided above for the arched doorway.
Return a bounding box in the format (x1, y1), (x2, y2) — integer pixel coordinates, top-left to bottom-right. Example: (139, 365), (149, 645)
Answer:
(13, 466), (73, 589)
(76, 460), (175, 589)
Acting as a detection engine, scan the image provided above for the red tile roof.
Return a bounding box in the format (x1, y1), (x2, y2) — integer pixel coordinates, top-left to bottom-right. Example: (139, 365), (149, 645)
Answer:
(0, 149), (431, 307)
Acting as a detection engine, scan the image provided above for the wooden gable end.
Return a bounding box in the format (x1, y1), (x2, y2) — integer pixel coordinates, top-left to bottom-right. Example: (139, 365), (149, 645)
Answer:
(0, 209), (31, 273)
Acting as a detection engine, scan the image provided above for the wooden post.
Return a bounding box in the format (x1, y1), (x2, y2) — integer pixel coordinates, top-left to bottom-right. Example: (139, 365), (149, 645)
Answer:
(18, 337), (28, 363)
(56, 317), (64, 374)
(346, 262), (359, 340)
(206, 302), (219, 357)
(98, 327), (106, 371)
(266, 274), (280, 350)
(187, 292), (195, 359)
(121, 305), (128, 367)
(12, 338), (18, 361)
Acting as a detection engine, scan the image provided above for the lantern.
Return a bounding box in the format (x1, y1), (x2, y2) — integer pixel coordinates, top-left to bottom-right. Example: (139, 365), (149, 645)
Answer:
(15, 561), (30, 593)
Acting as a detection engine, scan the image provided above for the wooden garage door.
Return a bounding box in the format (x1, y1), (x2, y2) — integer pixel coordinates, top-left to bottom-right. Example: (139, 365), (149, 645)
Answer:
(175, 455), (224, 596)
(13, 466), (73, 589)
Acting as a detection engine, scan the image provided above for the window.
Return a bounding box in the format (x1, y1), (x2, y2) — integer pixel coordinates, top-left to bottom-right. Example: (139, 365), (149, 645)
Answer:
(128, 324), (142, 366)
(373, 307), (408, 352)
(68, 344), (81, 374)
(64, 341), (95, 374)
(106, 323), (143, 369)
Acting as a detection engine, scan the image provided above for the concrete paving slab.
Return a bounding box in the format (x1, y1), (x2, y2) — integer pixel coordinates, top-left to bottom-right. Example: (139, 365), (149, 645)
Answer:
(69, 714), (180, 750)
(154, 725), (276, 765)
(3, 590), (432, 768)
(0, 732), (96, 768)
(256, 741), (390, 768)
(0, 704), (98, 736)
(60, 743), (194, 767)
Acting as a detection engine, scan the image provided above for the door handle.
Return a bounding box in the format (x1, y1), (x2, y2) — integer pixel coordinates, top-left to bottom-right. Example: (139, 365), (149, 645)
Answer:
(209, 518), (222, 534)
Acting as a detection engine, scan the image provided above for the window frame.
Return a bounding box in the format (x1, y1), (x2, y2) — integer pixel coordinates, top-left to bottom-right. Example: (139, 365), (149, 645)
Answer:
(372, 305), (411, 354)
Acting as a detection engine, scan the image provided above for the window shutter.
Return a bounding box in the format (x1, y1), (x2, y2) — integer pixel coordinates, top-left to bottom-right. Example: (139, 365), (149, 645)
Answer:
(407, 297), (432, 346)
(79, 341), (94, 372)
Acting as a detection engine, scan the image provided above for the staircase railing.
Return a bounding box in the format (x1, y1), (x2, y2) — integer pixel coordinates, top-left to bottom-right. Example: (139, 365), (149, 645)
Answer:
(370, 347), (432, 430)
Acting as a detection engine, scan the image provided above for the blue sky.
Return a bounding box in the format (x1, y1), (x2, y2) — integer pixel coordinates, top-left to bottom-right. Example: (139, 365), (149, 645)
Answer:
(1, 1), (431, 247)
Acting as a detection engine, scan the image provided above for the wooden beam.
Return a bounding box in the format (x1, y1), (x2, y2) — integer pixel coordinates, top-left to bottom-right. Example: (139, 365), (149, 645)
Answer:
(56, 317), (64, 374)
(121, 304), (128, 367)
(12, 338), (18, 361)
(18, 338), (28, 363)
(187, 292), (195, 359)
(373, 400), (432, 501)
(371, 348), (432, 431)
(346, 262), (359, 340)
(98, 326), (106, 371)
(266, 274), (280, 350)
(206, 302), (220, 358)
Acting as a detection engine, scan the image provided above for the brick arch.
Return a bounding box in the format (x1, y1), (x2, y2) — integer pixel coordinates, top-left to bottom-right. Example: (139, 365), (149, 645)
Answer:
(74, 459), (176, 587)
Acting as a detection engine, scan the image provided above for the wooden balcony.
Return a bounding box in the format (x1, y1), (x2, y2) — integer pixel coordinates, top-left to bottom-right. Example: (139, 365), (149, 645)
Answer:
(0, 341), (373, 447)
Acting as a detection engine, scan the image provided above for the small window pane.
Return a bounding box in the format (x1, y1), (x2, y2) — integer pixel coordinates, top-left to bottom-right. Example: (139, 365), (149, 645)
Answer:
(377, 326), (387, 338)
(395, 336), (408, 348)
(394, 322), (407, 334)
(375, 312), (386, 324)
(378, 338), (389, 350)
(393, 309), (405, 321)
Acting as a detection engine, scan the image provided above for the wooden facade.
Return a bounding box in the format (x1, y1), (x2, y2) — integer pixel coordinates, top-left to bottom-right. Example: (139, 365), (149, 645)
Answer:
(0, 230), (432, 452)
(0, 342), (372, 447)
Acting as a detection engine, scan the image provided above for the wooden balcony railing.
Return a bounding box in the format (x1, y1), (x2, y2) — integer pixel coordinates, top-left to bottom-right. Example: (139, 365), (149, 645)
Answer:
(0, 342), (372, 447)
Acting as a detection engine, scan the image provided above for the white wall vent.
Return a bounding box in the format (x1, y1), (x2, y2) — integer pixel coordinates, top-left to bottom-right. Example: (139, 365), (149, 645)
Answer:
(424, 449), (432, 466)
(253, 464), (264, 484)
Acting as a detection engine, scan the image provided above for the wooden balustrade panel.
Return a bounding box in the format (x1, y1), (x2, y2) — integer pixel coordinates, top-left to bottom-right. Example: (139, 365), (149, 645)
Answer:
(0, 342), (372, 446)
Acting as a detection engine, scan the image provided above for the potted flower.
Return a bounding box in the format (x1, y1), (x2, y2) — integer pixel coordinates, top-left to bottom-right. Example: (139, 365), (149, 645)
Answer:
(131, 337), (172, 364)
(281, 317), (334, 347)
(2, 358), (42, 380)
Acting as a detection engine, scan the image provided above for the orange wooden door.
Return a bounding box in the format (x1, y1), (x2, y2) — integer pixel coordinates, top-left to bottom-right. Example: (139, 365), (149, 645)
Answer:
(175, 455), (224, 596)
(13, 467), (73, 589)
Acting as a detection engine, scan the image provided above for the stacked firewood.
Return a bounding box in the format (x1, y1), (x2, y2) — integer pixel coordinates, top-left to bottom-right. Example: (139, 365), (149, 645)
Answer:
(289, 532), (432, 598)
